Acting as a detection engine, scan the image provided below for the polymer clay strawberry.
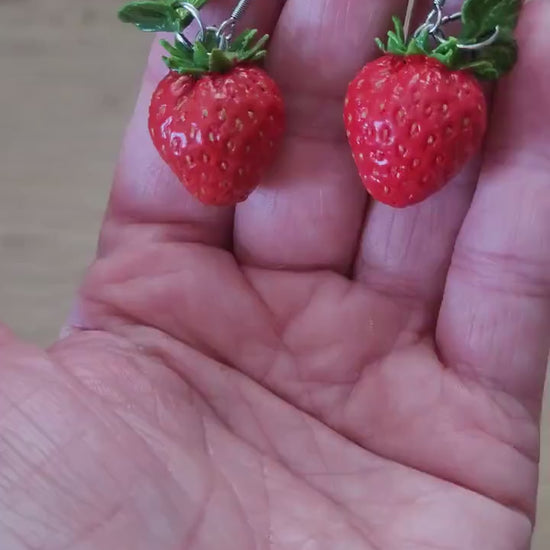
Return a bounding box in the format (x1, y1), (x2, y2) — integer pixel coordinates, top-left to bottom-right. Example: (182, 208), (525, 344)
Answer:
(344, 0), (521, 208)
(119, 0), (284, 206)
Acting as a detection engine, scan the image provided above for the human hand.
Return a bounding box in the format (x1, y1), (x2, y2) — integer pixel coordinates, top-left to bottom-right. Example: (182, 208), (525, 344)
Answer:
(1, 1), (549, 548)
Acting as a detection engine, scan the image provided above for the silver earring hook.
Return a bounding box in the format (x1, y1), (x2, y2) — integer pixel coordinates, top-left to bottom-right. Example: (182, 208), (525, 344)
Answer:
(216, 0), (252, 45)
(456, 26), (500, 50)
(174, 0), (253, 50)
(413, 0), (500, 52)
(431, 11), (500, 50)
(175, 2), (206, 47)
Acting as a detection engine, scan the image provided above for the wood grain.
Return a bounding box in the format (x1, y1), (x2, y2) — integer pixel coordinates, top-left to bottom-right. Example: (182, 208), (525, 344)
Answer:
(0, 0), (547, 547)
(0, 0), (148, 343)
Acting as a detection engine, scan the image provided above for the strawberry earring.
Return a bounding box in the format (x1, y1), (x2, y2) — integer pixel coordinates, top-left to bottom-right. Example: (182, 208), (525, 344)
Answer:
(344, 0), (521, 208)
(118, 0), (285, 206)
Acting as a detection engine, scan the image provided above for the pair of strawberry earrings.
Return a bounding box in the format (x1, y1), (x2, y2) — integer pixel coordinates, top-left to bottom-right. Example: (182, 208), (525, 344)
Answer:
(119, 0), (521, 208)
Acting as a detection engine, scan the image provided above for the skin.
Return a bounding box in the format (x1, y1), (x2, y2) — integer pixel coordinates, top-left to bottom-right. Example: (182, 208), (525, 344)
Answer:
(1, 0), (549, 548)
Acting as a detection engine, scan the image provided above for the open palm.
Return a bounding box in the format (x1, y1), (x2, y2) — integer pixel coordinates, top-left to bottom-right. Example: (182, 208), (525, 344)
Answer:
(1, 1), (549, 548)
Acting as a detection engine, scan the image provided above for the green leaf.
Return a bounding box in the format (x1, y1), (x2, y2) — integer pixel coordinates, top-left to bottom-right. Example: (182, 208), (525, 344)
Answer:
(482, 36), (518, 74)
(160, 38), (179, 56)
(160, 38), (194, 63)
(460, 59), (500, 79)
(156, 23), (269, 77)
(432, 37), (461, 67)
(462, 32), (518, 79)
(387, 31), (404, 52)
(377, 15), (407, 54)
(174, 38), (195, 59)
(405, 30), (430, 55)
(406, 40), (426, 55)
(119, 0), (211, 33)
(461, 0), (521, 39)
(209, 49), (235, 72)
(163, 56), (205, 74)
(391, 16), (405, 44)
(230, 29), (258, 52)
(250, 51), (265, 62)
(192, 40), (210, 68)
(240, 33), (269, 61)
(118, 1), (180, 32)
(375, 37), (386, 53)
(201, 29), (220, 52)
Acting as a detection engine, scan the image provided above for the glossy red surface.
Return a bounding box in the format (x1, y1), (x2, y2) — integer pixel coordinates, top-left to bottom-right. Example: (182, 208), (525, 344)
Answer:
(344, 55), (487, 207)
(149, 66), (285, 206)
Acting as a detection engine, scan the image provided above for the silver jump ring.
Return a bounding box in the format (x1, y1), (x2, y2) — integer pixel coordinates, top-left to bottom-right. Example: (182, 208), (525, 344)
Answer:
(440, 11), (461, 26)
(414, 6), (443, 37)
(427, 6), (443, 33)
(216, 17), (235, 48)
(175, 2), (205, 45)
(217, 17), (236, 40)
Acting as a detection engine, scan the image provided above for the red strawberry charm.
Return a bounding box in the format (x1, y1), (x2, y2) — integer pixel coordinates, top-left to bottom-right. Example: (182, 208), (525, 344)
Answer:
(149, 64), (284, 206)
(119, 0), (284, 206)
(345, 54), (487, 208)
(345, 0), (521, 208)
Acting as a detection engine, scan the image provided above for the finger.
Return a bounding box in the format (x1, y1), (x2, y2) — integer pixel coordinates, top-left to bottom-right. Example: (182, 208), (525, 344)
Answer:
(437, 0), (550, 416)
(355, 160), (482, 330)
(99, 1), (286, 256)
(233, 0), (410, 273)
(354, 0), (483, 333)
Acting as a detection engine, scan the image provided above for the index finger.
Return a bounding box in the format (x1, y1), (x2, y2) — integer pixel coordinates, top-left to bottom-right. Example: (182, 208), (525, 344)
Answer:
(99, 1), (286, 256)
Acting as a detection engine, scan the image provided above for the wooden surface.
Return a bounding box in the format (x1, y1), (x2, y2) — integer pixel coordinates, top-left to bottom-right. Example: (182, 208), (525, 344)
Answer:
(0, 0), (547, 547)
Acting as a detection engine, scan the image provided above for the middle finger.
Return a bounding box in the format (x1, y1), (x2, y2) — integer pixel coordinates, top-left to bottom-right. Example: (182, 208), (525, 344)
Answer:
(233, 0), (412, 274)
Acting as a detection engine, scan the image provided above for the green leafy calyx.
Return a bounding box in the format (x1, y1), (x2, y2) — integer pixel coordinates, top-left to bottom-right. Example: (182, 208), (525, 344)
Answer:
(118, 0), (269, 76)
(377, 0), (522, 80)
(160, 28), (268, 75)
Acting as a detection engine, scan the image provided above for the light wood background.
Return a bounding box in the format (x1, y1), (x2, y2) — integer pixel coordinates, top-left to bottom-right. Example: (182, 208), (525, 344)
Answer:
(0, 0), (547, 547)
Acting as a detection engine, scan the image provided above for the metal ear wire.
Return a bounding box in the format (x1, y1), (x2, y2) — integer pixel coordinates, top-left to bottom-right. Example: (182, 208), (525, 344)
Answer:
(216, 0), (252, 46)
(433, 12), (500, 50)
